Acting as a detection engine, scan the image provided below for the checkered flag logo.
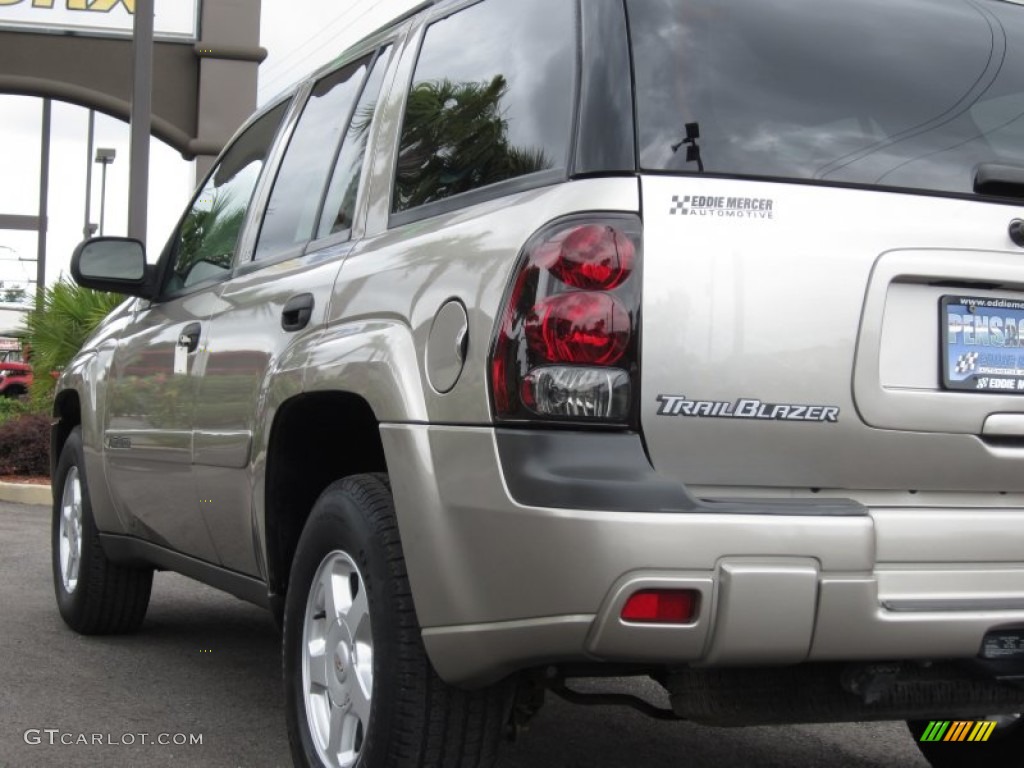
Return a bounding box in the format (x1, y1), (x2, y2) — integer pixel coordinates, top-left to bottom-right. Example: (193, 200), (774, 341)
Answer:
(955, 351), (979, 374)
(669, 195), (691, 215)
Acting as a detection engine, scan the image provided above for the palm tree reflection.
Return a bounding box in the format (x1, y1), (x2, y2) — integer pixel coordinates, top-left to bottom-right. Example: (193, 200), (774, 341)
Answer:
(395, 75), (551, 211)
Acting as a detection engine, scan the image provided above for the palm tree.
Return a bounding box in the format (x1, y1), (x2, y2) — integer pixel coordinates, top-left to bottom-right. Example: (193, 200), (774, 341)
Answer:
(25, 281), (124, 403)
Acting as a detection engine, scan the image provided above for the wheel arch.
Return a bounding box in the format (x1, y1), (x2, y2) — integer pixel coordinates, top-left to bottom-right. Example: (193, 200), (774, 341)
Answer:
(262, 390), (388, 613)
(51, 359), (125, 535)
(51, 388), (83, 476)
(258, 318), (428, 610)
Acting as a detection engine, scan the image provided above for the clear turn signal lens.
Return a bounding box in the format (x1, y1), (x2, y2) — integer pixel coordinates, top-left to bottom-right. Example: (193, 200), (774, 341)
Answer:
(520, 366), (631, 420)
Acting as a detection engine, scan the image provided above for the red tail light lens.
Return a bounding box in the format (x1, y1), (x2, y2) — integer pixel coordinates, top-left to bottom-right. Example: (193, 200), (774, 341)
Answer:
(525, 292), (630, 365)
(621, 590), (699, 624)
(489, 214), (642, 424)
(490, 354), (511, 414)
(538, 224), (635, 290)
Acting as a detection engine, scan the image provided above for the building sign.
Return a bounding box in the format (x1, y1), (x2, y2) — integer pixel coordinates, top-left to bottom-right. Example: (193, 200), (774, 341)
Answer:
(0, 0), (198, 41)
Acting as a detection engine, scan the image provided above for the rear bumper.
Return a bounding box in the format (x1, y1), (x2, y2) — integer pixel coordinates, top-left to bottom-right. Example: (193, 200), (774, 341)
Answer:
(380, 424), (1024, 685)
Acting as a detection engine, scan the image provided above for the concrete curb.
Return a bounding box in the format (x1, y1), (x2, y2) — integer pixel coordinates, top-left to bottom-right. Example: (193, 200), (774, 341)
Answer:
(0, 481), (51, 506)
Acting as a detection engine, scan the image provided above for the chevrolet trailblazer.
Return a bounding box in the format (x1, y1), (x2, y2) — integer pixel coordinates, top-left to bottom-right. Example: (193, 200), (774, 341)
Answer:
(52, 0), (1024, 766)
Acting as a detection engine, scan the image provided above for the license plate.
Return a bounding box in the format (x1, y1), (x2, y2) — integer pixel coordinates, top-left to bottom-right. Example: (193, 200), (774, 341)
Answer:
(942, 295), (1024, 393)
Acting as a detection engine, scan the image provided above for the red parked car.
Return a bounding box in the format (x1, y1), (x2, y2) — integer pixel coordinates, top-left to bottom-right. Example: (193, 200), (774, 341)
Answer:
(0, 359), (31, 398)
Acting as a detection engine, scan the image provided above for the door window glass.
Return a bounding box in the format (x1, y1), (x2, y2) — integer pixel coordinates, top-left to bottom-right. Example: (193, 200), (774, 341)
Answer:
(255, 58), (371, 261)
(317, 47), (392, 239)
(165, 101), (288, 295)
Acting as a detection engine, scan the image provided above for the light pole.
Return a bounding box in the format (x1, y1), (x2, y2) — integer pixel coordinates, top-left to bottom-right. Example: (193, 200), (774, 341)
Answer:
(94, 147), (116, 236)
(83, 110), (97, 239)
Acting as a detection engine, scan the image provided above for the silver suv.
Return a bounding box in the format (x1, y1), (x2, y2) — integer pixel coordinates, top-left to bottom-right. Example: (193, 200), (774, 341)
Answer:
(53, 0), (1024, 766)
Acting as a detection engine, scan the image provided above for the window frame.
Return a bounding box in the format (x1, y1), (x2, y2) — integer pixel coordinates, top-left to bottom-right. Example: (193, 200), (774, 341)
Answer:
(386, 0), (583, 230)
(573, 0), (634, 176)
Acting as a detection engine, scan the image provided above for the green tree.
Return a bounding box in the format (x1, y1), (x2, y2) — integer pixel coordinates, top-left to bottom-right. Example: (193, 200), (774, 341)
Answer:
(25, 281), (125, 404)
(394, 75), (551, 210)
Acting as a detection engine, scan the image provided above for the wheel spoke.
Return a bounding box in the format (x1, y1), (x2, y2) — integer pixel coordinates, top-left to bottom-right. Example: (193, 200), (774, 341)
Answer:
(307, 638), (329, 690)
(346, 581), (369, 630)
(322, 567), (346, 621)
(326, 700), (346, 758)
(61, 542), (72, 582)
(349, 674), (372, 728)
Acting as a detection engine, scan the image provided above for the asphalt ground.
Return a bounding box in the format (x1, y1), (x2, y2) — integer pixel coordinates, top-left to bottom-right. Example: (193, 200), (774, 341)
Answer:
(0, 500), (929, 768)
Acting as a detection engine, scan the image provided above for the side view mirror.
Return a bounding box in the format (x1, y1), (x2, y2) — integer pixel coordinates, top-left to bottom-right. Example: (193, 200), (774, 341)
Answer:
(70, 237), (156, 299)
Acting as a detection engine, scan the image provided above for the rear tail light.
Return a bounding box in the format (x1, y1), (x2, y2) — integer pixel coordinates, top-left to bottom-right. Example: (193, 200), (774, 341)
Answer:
(541, 223), (636, 290)
(521, 366), (631, 420)
(621, 589), (699, 624)
(489, 215), (641, 424)
(525, 292), (630, 366)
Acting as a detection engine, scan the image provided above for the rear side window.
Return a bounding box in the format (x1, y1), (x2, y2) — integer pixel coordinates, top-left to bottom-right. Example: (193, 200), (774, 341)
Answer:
(392, 0), (576, 214)
(255, 57), (371, 261)
(627, 0), (1024, 198)
(317, 47), (392, 239)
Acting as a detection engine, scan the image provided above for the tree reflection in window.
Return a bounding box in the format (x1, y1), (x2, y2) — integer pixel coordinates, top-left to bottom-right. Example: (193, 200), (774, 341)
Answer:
(175, 188), (247, 283)
(394, 76), (551, 211)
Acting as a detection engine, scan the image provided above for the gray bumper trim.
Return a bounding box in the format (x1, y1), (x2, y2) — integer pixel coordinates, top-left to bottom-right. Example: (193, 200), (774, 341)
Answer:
(883, 597), (1024, 612)
(495, 429), (866, 516)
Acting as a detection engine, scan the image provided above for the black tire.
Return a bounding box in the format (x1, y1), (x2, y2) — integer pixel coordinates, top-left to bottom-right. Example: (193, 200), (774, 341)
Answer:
(284, 473), (513, 768)
(908, 715), (1023, 767)
(52, 426), (153, 634)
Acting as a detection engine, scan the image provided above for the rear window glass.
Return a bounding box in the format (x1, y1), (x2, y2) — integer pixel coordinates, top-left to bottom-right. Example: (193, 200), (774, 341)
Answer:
(627, 0), (1024, 197)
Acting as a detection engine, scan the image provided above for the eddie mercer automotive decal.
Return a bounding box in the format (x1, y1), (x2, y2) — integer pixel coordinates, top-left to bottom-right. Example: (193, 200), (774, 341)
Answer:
(656, 395), (839, 423)
(669, 194), (775, 219)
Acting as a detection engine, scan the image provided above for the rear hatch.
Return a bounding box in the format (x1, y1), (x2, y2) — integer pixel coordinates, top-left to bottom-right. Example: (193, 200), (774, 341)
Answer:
(627, 0), (1024, 492)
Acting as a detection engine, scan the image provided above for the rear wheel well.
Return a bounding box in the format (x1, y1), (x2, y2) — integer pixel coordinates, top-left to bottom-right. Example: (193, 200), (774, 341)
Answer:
(264, 392), (386, 604)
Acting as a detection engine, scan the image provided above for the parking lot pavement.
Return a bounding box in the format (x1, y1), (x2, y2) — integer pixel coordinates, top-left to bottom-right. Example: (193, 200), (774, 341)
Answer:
(0, 500), (927, 768)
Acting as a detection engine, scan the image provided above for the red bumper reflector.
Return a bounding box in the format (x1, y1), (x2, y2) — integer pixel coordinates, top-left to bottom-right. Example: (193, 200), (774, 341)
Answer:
(621, 590), (698, 624)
